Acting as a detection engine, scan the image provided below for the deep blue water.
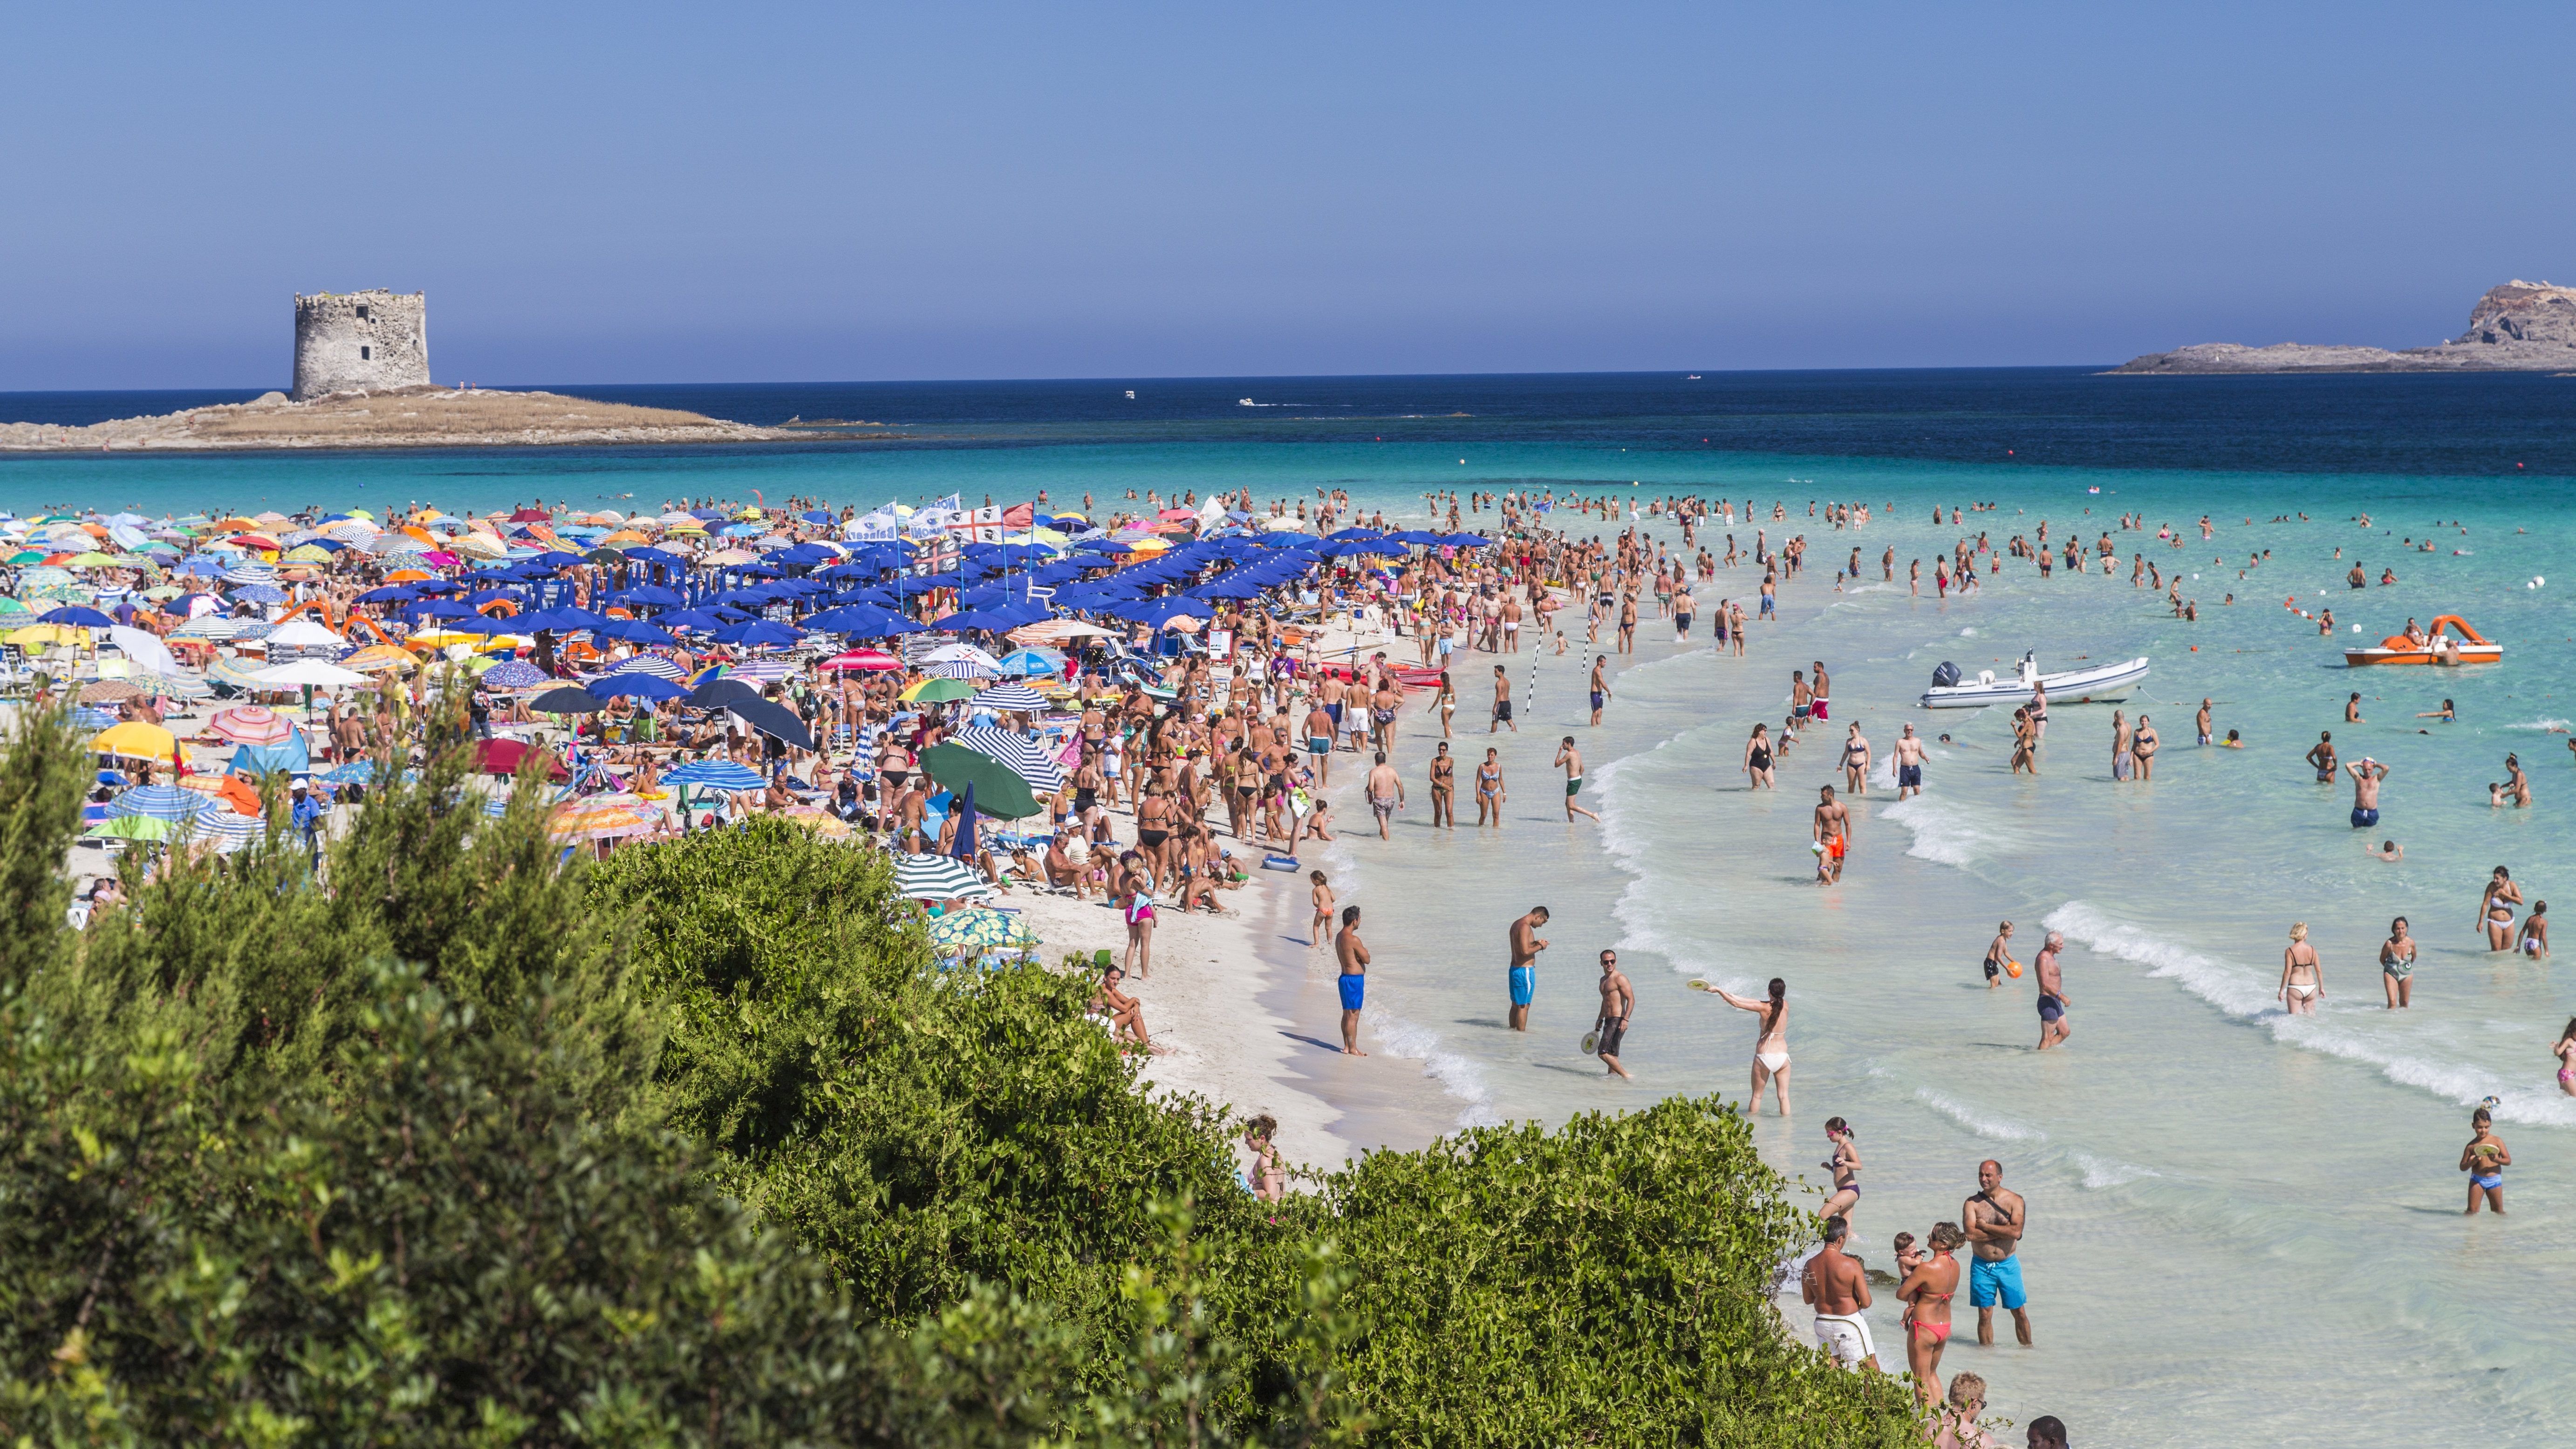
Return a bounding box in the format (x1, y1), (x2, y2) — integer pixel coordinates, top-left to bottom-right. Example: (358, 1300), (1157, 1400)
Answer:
(6, 368), (2574, 476)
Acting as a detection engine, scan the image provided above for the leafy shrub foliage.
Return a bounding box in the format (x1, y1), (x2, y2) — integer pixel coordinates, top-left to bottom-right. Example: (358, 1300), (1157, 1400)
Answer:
(0, 704), (1913, 1444)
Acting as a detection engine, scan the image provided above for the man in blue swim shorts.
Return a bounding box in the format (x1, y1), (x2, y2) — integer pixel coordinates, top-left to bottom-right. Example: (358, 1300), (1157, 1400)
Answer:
(2346, 756), (2386, 830)
(1961, 1159), (2033, 1346)
(1333, 903), (1369, 1056)
(1507, 904), (1550, 1032)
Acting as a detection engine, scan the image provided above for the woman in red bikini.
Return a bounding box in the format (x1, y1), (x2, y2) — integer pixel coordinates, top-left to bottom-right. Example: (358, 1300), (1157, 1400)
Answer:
(1899, 1221), (1966, 1405)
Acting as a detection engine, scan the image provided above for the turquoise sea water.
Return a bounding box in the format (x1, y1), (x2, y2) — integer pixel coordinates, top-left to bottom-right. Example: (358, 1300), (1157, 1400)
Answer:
(9, 373), (2576, 1444)
(1291, 473), (2576, 1447)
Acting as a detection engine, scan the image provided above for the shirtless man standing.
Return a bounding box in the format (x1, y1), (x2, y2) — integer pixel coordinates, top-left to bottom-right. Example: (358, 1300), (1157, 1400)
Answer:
(1588, 654), (1611, 726)
(1810, 660), (1831, 723)
(1364, 751), (1404, 840)
(1813, 785), (1852, 885)
(1592, 948), (1634, 1079)
(1803, 1216), (1877, 1371)
(1490, 664), (1516, 734)
(1332, 904), (1369, 1055)
(2033, 931), (2070, 1049)
(1302, 699), (1336, 786)
(1428, 740), (1456, 828)
(1893, 724), (1927, 800)
(2347, 756), (2388, 830)
(1554, 737), (1600, 823)
(1507, 905), (1551, 1032)
(1962, 1160), (2033, 1346)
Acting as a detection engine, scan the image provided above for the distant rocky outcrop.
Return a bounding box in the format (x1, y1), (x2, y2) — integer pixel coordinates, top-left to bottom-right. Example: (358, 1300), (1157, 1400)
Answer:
(2110, 280), (2576, 373)
(0, 385), (881, 451)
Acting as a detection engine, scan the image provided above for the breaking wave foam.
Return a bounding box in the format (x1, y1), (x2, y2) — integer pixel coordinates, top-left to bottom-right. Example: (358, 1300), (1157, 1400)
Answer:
(1879, 796), (1995, 867)
(1364, 1007), (1502, 1130)
(1914, 1087), (2047, 1141)
(2042, 900), (2576, 1127)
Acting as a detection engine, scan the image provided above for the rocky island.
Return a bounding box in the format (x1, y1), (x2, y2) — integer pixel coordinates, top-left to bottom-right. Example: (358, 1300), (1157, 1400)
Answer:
(2111, 280), (2576, 374)
(0, 385), (875, 452)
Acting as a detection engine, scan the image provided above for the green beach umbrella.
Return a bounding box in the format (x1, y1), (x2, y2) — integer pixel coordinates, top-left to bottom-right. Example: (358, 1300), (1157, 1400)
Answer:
(918, 741), (1041, 819)
(899, 677), (977, 704)
(88, 814), (180, 842)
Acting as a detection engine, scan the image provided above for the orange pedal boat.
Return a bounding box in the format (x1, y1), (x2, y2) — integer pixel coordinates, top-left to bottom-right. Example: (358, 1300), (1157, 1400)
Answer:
(2344, 614), (2501, 667)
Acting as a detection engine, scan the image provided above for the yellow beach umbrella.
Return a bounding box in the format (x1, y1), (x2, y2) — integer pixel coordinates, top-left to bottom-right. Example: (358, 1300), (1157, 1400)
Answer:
(90, 720), (178, 759)
(7, 623), (88, 648)
(342, 643), (423, 674)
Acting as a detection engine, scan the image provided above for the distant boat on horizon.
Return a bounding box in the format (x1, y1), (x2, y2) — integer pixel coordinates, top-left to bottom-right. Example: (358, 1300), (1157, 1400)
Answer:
(1684, 374), (1701, 379)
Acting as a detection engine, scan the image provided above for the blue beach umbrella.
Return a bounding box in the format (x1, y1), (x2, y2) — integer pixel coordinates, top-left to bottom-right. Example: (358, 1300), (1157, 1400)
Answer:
(108, 784), (220, 823)
(664, 759), (768, 792)
(589, 672), (689, 703)
(713, 619), (801, 648)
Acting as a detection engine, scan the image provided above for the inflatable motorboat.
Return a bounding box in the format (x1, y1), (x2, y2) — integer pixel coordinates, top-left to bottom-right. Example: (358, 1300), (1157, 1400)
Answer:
(1920, 650), (2150, 709)
(2344, 614), (2501, 667)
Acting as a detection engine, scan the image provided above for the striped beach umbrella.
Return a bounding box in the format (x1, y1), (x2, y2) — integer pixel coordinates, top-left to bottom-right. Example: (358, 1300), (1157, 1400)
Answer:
(969, 683), (1050, 714)
(146, 671), (213, 700)
(953, 726), (1066, 793)
(196, 809), (270, 854)
(549, 796), (658, 841)
(892, 853), (996, 902)
(209, 704), (296, 745)
(604, 655), (684, 680)
(724, 657), (797, 683)
(108, 785), (221, 823)
(207, 656), (268, 693)
(663, 760), (768, 792)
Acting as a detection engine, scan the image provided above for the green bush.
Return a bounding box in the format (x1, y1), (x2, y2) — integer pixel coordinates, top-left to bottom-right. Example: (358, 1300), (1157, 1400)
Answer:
(0, 700), (1911, 1445)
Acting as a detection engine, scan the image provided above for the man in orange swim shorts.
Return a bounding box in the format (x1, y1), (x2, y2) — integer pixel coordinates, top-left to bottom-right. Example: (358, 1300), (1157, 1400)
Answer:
(1813, 784), (1851, 884)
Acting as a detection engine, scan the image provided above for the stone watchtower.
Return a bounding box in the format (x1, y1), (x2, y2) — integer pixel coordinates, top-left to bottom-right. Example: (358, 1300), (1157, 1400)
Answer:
(291, 289), (429, 400)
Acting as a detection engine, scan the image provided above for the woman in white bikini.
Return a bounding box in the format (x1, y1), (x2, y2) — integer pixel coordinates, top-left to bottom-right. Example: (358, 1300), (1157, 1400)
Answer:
(2480, 866), (2523, 952)
(1715, 977), (1792, 1114)
(2277, 922), (2323, 1015)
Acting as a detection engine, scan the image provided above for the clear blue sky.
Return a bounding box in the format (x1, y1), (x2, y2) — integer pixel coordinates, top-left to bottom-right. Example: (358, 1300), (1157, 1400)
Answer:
(4, 2), (2569, 389)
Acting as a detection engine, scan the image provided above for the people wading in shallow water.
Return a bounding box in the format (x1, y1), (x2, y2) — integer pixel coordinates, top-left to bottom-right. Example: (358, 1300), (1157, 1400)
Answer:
(1714, 977), (1791, 1113)
(2379, 916), (2417, 1009)
(2277, 922), (2323, 1015)
(2480, 866), (2522, 952)
(2460, 1107), (2509, 1216)
(1898, 1222), (1965, 1407)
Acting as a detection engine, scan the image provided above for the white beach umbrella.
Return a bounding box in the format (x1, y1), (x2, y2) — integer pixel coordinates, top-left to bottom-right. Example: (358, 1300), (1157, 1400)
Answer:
(252, 659), (369, 689)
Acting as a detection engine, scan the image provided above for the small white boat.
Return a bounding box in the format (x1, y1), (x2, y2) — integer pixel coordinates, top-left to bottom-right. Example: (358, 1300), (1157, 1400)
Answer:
(1238, 397), (1256, 406)
(1920, 650), (2148, 709)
